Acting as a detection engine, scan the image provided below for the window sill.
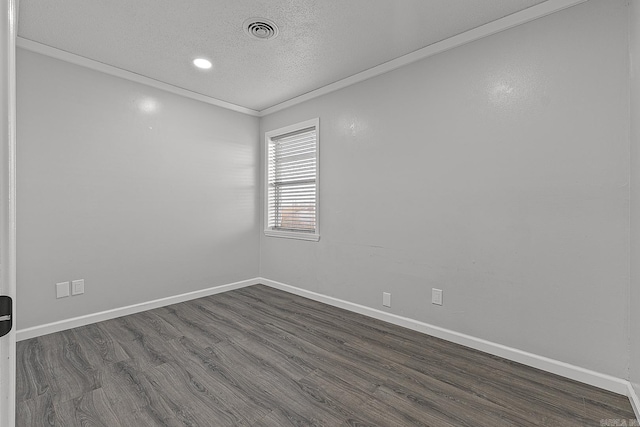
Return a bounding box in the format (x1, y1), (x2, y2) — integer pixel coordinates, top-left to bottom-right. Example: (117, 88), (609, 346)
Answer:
(264, 230), (320, 242)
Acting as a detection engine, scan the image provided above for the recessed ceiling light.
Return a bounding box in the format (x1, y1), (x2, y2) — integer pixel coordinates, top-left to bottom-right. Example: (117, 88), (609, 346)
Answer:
(193, 58), (212, 70)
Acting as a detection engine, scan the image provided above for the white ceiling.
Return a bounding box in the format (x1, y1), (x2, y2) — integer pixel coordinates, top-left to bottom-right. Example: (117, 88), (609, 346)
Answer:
(18, 0), (549, 112)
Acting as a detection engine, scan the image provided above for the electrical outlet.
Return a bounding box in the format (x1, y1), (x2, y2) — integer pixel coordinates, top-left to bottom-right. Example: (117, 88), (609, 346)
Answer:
(432, 288), (443, 306)
(71, 279), (85, 296)
(382, 292), (391, 307)
(56, 282), (70, 299)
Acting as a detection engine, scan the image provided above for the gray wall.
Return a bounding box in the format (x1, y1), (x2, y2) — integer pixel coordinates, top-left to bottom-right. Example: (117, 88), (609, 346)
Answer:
(17, 49), (260, 329)
(15, 0), (636, 384)
(260, 0), (630, 378)
(630, 0), (640, 395)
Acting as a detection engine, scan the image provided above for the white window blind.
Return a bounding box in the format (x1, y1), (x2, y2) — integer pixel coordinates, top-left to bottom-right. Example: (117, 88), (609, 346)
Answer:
(266, 124), (318, 237)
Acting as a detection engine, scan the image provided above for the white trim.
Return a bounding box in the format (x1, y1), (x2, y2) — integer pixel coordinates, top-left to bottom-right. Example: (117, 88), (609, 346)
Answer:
(15, 275), (640, 411)
(629, 382), (640, 422)
(17, 1), (586, 118)
(0, 0), (18, 425)
(16, 37), (261, 117)
(264, 230), (320, 241)
(260, 0), (588, 116)
(264, 118), (320, 242)
(259, 277), (630, 396)
(16, 278), (260, 341)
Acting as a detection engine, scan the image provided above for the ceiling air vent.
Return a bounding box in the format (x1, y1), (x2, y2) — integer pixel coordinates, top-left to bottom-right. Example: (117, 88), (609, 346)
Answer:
(243, 18), (279, 40)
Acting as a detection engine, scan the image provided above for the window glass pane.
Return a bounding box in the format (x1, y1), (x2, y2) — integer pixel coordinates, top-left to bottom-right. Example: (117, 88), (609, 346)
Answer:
(266, 123), (317, 235)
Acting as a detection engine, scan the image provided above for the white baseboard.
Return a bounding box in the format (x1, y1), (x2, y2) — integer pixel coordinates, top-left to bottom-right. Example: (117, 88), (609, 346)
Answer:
(629, 382), (640, 422)
(16, 278), (260, 341)
(259, 277), (630, 396)
(16, 275), (637, 405)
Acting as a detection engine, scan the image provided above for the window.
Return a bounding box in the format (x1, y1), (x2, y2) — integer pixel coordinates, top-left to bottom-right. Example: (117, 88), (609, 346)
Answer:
(264, 118), (319, 241)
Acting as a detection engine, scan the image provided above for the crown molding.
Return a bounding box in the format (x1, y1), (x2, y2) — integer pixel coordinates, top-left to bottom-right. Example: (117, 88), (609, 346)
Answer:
(260, 0), (588, 116)
(16, 37), (261, 117)
(17, 0), (587, 118)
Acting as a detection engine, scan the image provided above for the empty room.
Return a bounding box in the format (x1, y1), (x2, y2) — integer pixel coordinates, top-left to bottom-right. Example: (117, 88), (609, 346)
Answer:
(0, 0), (639, 425)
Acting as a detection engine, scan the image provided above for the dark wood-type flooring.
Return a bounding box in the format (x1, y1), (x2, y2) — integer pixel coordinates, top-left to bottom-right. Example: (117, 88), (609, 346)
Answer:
(16, 284), (637, 426)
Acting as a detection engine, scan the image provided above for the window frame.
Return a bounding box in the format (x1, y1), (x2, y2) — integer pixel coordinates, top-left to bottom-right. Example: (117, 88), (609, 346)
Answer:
(264, 118), (320, 242)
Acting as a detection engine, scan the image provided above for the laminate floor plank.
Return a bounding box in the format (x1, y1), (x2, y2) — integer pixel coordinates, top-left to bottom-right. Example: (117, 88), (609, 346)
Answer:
(226, 335), (316, 381)
(72, 323), (130, 368)
(153, 303), (229, 345)
(98, 360), (173, 417)
(186, 298), (264, 342)
(250, 407), (329, 427)
(37, 330), (101, 405)
(16, 393), (55, 427)
(171, 350), (271, 424)
(345, 334), (612, 426)
(201, 292), (640, 425)
(111, 331), (180, 370)
(295, 330), (540, 426)
(200, 340), (346, 425)
(295, 370), (415, 427)
(241, 285), (637, 419)
(16, 337), (50, 401)
(124, 310), (185, 342)
(144, 360), (253, 427)
(53, 387), (123, 427)
(158, 336), (273, 424)
(168, 336), (289, 420)
(17, 284), (637, 426)
(202, 288), (636, 424)
(249, 321), (385, 397)
(118, 406), (182, 427)
(221, 318), (384, 397)
(211, 293), (413, 376)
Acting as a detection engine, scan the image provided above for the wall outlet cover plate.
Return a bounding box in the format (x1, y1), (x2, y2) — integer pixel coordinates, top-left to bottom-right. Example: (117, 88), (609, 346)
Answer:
(383, 292), (391, 307)
(56, 282), (70, 299)
(72, 279), (85, 295)
(432, 288), (443, 306)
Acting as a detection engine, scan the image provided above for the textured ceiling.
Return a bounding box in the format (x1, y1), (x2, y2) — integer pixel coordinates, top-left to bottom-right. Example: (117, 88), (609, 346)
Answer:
(18, 0), (548, 111)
